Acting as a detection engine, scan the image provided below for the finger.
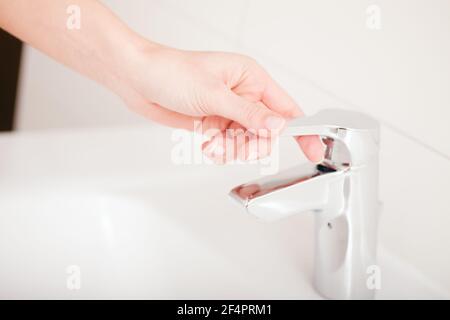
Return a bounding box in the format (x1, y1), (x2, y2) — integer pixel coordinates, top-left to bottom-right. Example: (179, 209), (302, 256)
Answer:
(295, 136), (325, 163)
(202, 121), (272, 163)
(201, 115), (231, 139)
(229, 122), (255, 162)
(215, 91), (286, 137)
(127, 96), (274, 163)
(260, 78), (325, 162)
(262, 77), (302, 118)
(228, 122), (272, 161)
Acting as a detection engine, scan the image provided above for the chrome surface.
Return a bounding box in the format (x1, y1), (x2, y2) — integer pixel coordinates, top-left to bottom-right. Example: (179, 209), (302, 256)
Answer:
(229, 109), (381, 299)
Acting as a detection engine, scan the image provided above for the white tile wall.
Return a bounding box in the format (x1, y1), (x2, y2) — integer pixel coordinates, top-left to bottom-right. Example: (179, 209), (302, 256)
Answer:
(160, 0), (249, 44)
(15, 1), (450, 289)
(379, 125), (450, 288)
(241, 0), (450, 155)
(16, 47), (144, 130)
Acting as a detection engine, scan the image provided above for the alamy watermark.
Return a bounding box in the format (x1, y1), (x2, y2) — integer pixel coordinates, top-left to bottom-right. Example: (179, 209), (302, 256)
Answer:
(66, 265), (81, 290)
(66, 5), (81, 30)
(366, 264), (381, 290)
(171, 122), (280, 175)
(366, 4), (382, 30)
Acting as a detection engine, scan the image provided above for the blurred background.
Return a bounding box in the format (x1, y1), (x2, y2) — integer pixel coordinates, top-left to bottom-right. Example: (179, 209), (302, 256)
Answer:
(1, 0), (449, 290)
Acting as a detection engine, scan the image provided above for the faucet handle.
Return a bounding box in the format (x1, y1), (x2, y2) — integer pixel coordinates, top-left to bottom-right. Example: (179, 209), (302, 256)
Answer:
(283, 109), (380, 167)
(283, 109), (379, 137)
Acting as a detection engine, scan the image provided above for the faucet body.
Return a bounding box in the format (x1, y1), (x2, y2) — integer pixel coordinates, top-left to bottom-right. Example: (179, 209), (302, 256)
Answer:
(229, 109), (380, 299)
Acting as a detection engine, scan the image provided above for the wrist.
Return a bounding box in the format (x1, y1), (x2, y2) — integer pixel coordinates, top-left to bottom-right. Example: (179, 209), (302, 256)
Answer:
(102, 31), (164, 99)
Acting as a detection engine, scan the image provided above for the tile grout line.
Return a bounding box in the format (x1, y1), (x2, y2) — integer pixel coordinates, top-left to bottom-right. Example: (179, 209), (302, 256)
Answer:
(380, 121), (450, 161)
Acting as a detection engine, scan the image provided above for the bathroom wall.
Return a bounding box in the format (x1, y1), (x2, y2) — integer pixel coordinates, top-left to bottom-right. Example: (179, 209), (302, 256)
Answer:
(15, 1), (450, 290)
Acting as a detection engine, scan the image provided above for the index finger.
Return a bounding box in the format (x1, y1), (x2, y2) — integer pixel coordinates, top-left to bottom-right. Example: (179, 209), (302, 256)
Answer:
(261, 76), (302, 118)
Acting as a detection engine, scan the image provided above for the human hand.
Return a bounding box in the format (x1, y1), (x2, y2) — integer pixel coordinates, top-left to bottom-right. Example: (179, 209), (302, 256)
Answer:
(116, 45), (325, 163)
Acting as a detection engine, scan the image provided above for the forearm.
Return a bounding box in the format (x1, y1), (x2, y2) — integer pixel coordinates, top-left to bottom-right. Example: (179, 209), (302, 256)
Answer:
(0, 0), (153, 94)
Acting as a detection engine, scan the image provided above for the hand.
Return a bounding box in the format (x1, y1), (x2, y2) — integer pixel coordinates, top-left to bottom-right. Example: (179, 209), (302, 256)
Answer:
(118, 45), (325, 163)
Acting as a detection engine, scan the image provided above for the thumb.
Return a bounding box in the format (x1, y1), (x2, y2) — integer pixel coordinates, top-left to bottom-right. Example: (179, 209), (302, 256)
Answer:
(214, 91), (286, 136)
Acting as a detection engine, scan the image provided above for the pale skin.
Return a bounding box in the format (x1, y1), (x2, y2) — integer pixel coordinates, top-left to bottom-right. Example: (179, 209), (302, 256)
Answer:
(0, 0), (324, 162)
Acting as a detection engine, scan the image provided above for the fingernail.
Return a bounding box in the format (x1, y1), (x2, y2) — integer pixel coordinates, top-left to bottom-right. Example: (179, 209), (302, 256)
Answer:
(264, 116), (285, 131)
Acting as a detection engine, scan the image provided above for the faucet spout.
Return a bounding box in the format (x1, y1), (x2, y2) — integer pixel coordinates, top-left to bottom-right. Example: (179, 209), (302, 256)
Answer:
(229, 163), (346, 222)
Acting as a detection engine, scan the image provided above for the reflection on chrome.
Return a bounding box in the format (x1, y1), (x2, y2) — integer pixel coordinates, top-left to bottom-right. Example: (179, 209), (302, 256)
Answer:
(231, 164), (336, 202)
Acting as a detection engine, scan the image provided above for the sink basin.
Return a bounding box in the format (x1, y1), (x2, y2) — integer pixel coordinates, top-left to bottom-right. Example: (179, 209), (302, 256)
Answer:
(0, 127), (448, 299)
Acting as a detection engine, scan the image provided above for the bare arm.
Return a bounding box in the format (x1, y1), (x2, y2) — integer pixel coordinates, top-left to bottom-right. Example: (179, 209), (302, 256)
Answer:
(0, 0), (149, 97)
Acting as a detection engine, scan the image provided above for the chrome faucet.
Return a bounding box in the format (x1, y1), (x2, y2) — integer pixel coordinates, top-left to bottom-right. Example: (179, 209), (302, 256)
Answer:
(229, 109), (381, 300)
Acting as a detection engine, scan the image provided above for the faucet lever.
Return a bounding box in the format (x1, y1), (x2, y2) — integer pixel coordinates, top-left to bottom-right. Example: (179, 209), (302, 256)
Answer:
(283, 108), (379, 137)
(283, 109), (380, 167)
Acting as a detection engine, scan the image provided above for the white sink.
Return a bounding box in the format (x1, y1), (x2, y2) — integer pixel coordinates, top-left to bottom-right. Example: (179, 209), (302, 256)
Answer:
(0, 127), (448, 299)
